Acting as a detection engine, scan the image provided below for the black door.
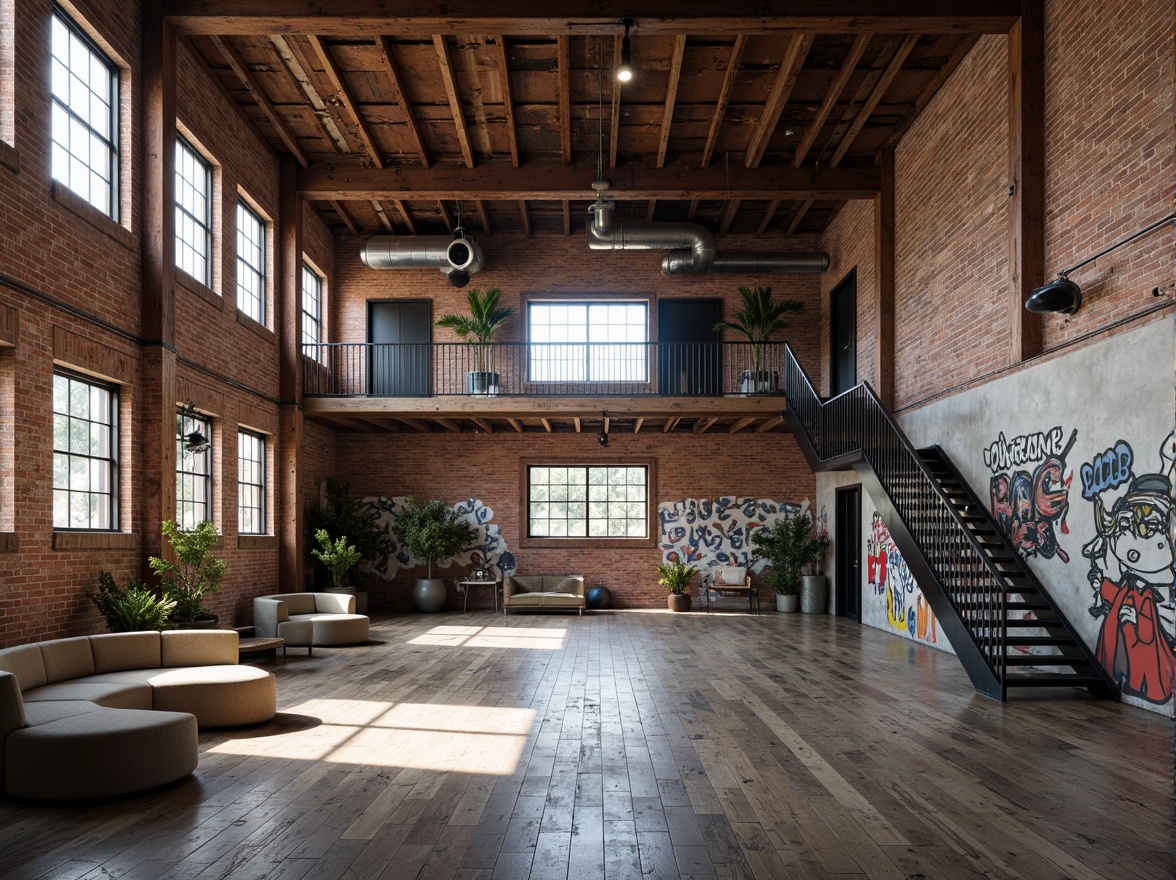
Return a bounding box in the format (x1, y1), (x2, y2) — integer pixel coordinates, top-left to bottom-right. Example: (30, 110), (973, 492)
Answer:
(830, 270), (857, 396)
(835, 486), (861, 620)
(657, 299), (722, 395)
(368, 300), (431, 396)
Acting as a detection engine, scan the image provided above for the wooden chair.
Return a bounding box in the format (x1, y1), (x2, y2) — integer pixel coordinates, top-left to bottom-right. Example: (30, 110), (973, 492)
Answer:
(705, 566), (758, 614)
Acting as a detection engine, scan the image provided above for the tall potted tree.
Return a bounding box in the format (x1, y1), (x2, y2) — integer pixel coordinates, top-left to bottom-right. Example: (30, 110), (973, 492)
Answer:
(395, 498), (476, 612)
(750, 512), (825, 612)
(435, 287), (516, 395)
(149, 520), (227, 627)
(713, 284), (803, 394)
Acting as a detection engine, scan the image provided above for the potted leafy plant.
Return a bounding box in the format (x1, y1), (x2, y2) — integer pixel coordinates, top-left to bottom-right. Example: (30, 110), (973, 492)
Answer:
(713, 284), (803, 394)
(307, 478), (391, 613)
(87, 570), (176, 632)
(148, 519), (227, 627)
(435, 287), (515, 394)
(800, 528), (832, 614)
(750, 512), (825, 612)
(311, 529), (363, 591)
(657, 559), (698, 612)
(395, 498), (476, 612)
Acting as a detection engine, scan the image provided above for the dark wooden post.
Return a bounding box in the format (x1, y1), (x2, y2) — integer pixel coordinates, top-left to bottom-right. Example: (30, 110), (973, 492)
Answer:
(873, 145), (896, 409)
(278, 155), (304, 593)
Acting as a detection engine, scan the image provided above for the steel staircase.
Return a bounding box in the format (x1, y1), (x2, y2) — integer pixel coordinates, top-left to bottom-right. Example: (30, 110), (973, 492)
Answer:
(782, 345), (1117, 701)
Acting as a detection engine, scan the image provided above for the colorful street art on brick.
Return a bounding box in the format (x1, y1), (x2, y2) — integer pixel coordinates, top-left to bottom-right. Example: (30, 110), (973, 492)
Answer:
(657, 496), (803, 579)
(984, 426), (1077, 563)
(867, 512), (937, 645)
(1079, 433), (1175, 706)
(362, 496), (517, 580)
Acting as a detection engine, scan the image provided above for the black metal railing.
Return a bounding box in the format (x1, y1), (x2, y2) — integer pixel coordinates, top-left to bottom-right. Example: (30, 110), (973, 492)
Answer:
(303, 341), (791, 397)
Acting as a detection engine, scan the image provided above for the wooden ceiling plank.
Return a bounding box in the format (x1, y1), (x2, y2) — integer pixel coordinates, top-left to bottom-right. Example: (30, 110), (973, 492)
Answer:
(307, 34), (384, 168)
(830, 34), (919, 168)
(433, 34), (476, 168)
(693, 416), (718, 434)
(494, 35), (520, 167)
(562, 200), (571, 236)
(757, 199), (781, 235)
(375, 35), (430, 168)
(435, 416), (462, 433)
(210, 35), (309, 167)
(572, 417), (582, 432)
(541, 417), (553, 433)
(701, 34), (746, 169)
(393, 199), (418, 234)
(645, 200), (657, 221)
(471, 417), (494, 433)
(507, 418), (524, 433)
(518, 200), (531, 235)
(745, 34), (812, 169)
(372, 200), (395, 232)
(787, 198), (813, 235)
(884, 35), (979, 149)
(656, 34), (687, 168)
(437, 199), (454, 232)
(729, 416), (756, 433)
(662, 417), (679, 433)
(475, 199), (492, 232)
(686, 199), (699, 221)
(398, 416), (433, 432)
(609, 34), (622, 169)
(793, 33), (869, 168)
(755, 414), (784, 433)
(270, 35), (350, 153)
(332, 200), (360, 235)
(557, 34), (572, 165)
(718, 198), (740, 235)
(633, 417), (644, 434)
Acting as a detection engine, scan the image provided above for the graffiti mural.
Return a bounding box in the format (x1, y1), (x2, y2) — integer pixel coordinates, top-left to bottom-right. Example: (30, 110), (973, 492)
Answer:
(985, 426), (1077, 562)
(362, 496), (517, 581)
(657, 496), (803, 579)
(867, 516), (937, 645)
(1080, 434), (1176, 705)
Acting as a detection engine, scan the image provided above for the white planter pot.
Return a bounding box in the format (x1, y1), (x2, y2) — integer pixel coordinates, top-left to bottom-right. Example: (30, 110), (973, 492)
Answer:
(775, 593), (799, 612)
(800, 575), (827, 614)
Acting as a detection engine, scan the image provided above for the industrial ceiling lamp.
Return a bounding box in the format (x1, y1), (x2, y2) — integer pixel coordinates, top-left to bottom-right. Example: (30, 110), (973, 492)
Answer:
(177, 401), (211, 455)
(1027, 211), (1176, 314)
(616, 20), (635, 83)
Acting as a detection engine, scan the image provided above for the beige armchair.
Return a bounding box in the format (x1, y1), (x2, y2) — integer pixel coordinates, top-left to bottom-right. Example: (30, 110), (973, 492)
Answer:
(253, 592), (369, 654)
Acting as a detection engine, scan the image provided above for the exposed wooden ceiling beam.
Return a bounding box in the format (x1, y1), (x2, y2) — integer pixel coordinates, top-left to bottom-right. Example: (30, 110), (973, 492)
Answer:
(331, 200), (359, 235)
(830, 35), (919, 167)
(662, 417), (679, 433)
(793, 33), (869, 168)
(787, 198), (813, 235)
(393, 199), (417, 234)
(745, 34), (812, 169)
(541, 418), (553, 433)
(557, 35), (572, 165)
(518, 200), (530, 235)
(609, 35), (622, 169)
(433, 34), (475, 168)
(718, 199), (740, 235)
(656, 34), (687, 168)
(211, 36), (308, 168)
(437, 200), (454, 232)
(434, 417), (462, 433)
(474, 199), (492, 232)
(686, 199), (699, 221)
(493, 35), (520, 167)
(633, 417), (644, 434)
(165, 4), (1022, 38)
(562, 200), (571, 236)
(298, 160), (881, 201)
(507, 418), (524, 433)
(693, 416), (718, 434)
(602, 414), (610, 434)
(729, 416), (756, 433)
(757, 199), (780, 235)
(645, 200), (657, 221)
(755, 414), (784, 432)
(372, 200), (394, 232)
(397, 416), (433, 432)
(270, 35), (350, 153)
(471, 417), (494, 433)
(375, 36), (430, 168)
(307, 35), (384, 168)
(701, 34), (746, 169)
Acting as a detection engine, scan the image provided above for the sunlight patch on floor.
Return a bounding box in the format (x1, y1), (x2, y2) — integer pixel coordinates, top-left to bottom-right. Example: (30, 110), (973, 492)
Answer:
(209, 700), (534, 774)
(408, 624), (568, 650)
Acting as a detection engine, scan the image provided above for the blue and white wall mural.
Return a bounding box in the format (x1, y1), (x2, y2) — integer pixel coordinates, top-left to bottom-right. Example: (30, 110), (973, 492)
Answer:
(658, 496), (806, 582)
(361, 496), (517, 580)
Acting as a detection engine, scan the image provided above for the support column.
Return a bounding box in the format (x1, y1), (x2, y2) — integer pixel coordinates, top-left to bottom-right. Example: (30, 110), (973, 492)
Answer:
(873, 145), (895, 409)
(140, 1), (176, 565)
(278, 155), (304, 593)
(1008, 0), (1045, 362)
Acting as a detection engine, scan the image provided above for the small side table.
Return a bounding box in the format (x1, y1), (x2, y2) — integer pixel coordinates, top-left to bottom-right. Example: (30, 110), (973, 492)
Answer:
(238, 636), (285, 660)
(457, 579), (501, 613)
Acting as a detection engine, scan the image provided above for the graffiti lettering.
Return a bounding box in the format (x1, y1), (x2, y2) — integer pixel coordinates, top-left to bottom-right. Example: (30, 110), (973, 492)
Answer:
(983, 427), (1066, 473)
(987, 427), (1076, 564)
(1080, 441), (1133, 500)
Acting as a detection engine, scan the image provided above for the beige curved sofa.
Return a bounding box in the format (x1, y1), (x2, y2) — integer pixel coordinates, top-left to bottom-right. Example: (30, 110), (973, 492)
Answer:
(0, 630), (276, 801)
(503, 576), (585, 615)
(253, 592), (369, 654)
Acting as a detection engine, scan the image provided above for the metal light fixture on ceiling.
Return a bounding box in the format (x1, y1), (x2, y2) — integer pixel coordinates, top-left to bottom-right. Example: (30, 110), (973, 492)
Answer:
(1027, 211), (1176, 314)
(616, 20), (635, 83)
(177, 400), (211, 455)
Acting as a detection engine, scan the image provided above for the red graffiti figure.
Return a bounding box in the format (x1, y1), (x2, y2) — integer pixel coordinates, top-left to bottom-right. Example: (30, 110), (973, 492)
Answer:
(867, 511), (888, 594)
(1083, 473), (1175, 704)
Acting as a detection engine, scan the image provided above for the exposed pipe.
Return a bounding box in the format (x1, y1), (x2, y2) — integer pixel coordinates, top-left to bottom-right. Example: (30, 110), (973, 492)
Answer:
(360, 235), (484, 287)
(662, 251), (829, 275)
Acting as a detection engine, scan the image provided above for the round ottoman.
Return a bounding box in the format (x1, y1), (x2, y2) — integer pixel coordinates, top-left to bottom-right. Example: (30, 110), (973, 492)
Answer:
(311, 613), (370, 645)
(148, 666), (277, 727)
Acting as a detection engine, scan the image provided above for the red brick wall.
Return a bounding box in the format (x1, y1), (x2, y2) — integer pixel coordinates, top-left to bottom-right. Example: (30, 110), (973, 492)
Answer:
(819, 200), (876, 397)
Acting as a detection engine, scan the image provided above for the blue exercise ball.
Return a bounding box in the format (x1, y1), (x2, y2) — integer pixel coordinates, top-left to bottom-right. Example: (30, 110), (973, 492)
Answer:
(586, 585), (611, 609)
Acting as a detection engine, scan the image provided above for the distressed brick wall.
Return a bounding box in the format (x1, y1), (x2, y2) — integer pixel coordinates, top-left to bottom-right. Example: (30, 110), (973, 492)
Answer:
(819, 200), (877, 397)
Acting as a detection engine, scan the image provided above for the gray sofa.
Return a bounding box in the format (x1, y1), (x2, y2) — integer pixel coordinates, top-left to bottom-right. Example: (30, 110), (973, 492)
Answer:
(503, 576), (586, 615)
(0, 630), (276, 800)
(253, 592), (369, 653)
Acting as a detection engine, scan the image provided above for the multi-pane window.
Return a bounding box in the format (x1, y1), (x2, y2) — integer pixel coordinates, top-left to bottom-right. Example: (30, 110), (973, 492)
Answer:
(52, 371), (118, 530)
(176, 409), (211, 529)
(50, 8), (118, 218)
(175, 136), (212, 285)
(236, 200), (265, 323)
(237, 430), (265, 535)
(528, 302), (648, 382)
(528, 465), (647, 538)
(301, 262), (323, 355)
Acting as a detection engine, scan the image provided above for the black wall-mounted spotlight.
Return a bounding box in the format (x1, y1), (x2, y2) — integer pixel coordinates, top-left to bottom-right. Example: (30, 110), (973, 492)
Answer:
(1027, 211), (1176, 314)
(177, 401), (211, 455)
(598, 410), (609, 446)
(616, 20), (634, 83)
(598, 431), (609, 447)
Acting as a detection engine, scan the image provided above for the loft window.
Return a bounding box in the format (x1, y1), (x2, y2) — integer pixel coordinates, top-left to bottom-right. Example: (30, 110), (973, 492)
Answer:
(527, 464), (648, 539)
(52, 370), (118, 530)
(237, 429), (265, 535)
(176, 408), (212, 529)
(175, 136), (212, 286)
(302, 262), (323, 357)
(235, 199), (265, 323)
(528, 301), (648, 383)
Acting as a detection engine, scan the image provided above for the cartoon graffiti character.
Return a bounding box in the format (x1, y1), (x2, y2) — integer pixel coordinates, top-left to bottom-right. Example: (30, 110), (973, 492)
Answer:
(1082, 471), (1175, 704)
(867, 511), (888, 593)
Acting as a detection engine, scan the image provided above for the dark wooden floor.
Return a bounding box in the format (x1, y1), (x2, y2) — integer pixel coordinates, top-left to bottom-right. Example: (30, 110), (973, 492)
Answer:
(1, 611), (1172, 880)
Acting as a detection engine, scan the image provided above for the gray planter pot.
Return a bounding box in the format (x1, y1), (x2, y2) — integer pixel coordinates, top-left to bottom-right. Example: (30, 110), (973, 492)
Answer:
(800, 575), (827, 614)
(413, 578), (447, 613)
(775, 593), (798, 613)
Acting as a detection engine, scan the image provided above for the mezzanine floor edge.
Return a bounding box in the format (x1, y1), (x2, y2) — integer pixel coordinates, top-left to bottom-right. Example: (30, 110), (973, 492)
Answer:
(0, 611), (1171, 880)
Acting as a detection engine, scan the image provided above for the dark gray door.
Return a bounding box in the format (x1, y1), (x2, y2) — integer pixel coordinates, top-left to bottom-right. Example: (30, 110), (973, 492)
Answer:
(368, 300), (431, 396)
(830, 270), (856, 396)
(835, 486), (861, 620)
(657, 299), (722, 395)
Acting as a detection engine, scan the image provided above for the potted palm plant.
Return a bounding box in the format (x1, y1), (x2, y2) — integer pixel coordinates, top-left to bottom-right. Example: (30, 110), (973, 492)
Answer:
(87, 571), (176, 632)
(148, 519), (227, 627)
(435, 287), (515, 395)
(713, 284), (803, 394)
(750, 512), (825, 612)
(395, 498), (476, 612)
(657, 559), (698, 612)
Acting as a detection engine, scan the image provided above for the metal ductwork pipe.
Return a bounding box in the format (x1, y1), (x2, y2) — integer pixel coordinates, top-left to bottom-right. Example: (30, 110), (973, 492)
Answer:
(360, 235), (485, 287)
(661, 250), (830, 275)
(587, 200), (717, 273)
